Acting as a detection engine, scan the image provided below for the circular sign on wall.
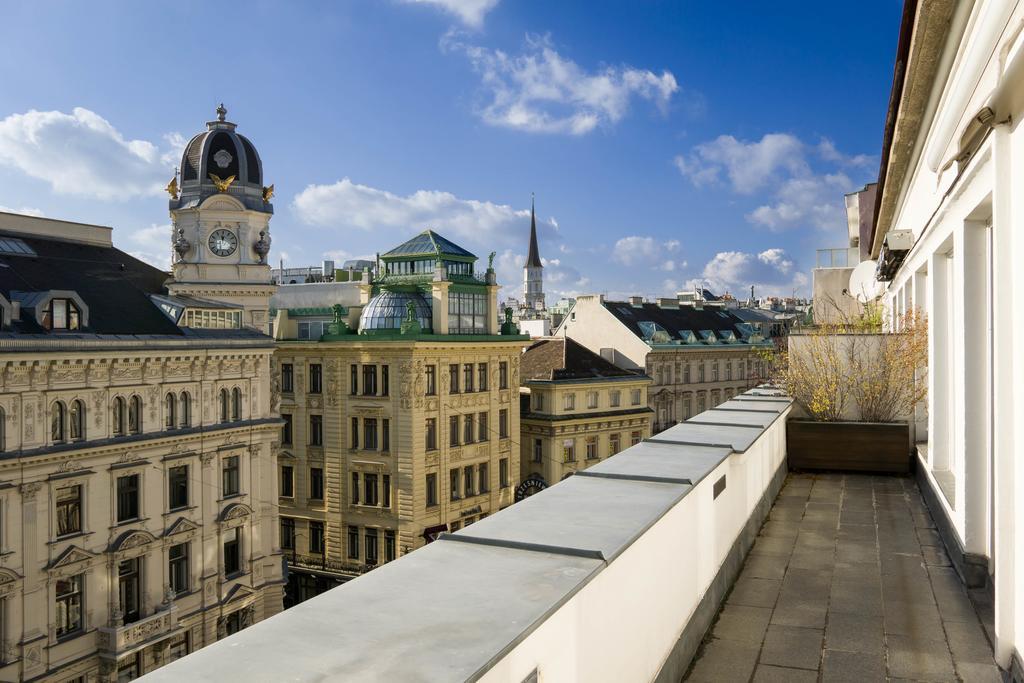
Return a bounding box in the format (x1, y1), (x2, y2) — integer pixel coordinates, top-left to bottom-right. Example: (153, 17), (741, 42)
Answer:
(515, 474), (549, 502)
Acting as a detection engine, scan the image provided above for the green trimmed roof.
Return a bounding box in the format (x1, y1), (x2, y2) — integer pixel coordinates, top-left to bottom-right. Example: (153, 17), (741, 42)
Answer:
(383, 230), (476, 260)
(285, 307), (341, 317)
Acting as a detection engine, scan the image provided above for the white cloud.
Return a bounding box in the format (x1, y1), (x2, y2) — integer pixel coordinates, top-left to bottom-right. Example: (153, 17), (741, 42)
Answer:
(123, 223), (171, 271)
(675, 132), (868, 233)
(493, 249), (588, 301)
(0, 108), (181, 200)
(693, 248), (807, 297)
(292, 177), (556, 252)
(444, 33), (678, 135)
(611, 235), (681, 267)
(402, 0), (499, 27)
(747, 171), (852, 232)
(0, 205), (44, 217)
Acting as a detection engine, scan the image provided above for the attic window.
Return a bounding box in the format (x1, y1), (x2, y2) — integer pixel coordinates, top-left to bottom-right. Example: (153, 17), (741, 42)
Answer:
(0, 237), (36, 257)
(699, 330), (716, 343)
(43, 299), (81, 330)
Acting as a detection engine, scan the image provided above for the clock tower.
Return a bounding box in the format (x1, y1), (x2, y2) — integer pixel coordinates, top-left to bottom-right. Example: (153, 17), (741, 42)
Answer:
(167, 104), (276, 333)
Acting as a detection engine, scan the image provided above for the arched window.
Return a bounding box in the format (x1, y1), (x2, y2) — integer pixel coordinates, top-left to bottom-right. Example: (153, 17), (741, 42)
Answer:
(179, 392), (191, 427)
(165, 393), (176, 430)
(113, 396), (126, 436)
(231, 387), (241, 421)
(51, 401), (66, 443)
(69, 399), (85, 441)
(219, 389), (229, 423)
(0, 406), (5, 452)
(128, 395), (142, 435)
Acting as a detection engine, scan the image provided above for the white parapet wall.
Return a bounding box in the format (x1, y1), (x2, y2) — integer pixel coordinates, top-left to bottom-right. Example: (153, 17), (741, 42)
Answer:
(141, 387), (791, 683)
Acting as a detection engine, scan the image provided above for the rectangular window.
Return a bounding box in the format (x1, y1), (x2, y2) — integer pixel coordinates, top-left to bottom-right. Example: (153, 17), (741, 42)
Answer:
(477, 412), (488, 441)
(426, 473), (438, 507)
(281, 414), (293, 445)
(426, 365), (437, 395)
(463, 414), (474, 444)
(365, 529), (379, 566)
(351, 472), (360, 505)
(169, 632), (190, 662)
(280, 517), (295, 550)
(478, 363), (488, 391)
(364, 473), (379, 506)
(281, 363), (294, 393)
(610, 390), (621, 407)
(304, 468), (322, 501)
(382, 419), (390, 452)
(499, 409), (509, 438)
(463, 364), (474, 393)
(463, 465), (474, 497)
(563, 393), (575, 411)
(586, 436), (598, 460)
(223, 527), (240, 576)
(533, 392), (544, 411)
(478, 462), (489, 493)
(631, 389), (641, 405)
(381, 365), (389, 396)
(450, 468), (460, 500)
(587, 391), (599, 409)
(712, 362), (719, 382)
(382, 474), (391, 508)
(309, 364), (323, 394)
(309, 521), (324, 554)
(725, 361), (732, 381)
(697, 394), (706, 413)
(533, 438), (543, 463)
(56, 485), (82, 536)
(631, 430), (642, 446)
(117, 474), (139, 522)
(280, 465), (294, 498)
(684, 398), (692, 419)
(169, 465), (189, 510)
(499, 458), (509, 488)
(499, 361), (508, 389)
(222, 456), (239, 497)
(449, 415), (460, 447)
(684, 363), (692, 383)
(449, 364), (460, 394)
(385, 530), (396, 562)
(448, 292), (488, 334)
(362, 365), (377, 396)
(738, 362), (745, 379)
(169, 542), (190, 595)
(347, 525), (359, 559)
(425, 418), (437, 450)
(364, 418), (378, 450)
(350, 416), (358, 449)
(55, 574), (83, 637)
(563, 440), (576, 462)
(309, 415), (323, 446)
(698, 364), (705, 383)
(609, 433), (621, 455)
(350, 364), (358, 395)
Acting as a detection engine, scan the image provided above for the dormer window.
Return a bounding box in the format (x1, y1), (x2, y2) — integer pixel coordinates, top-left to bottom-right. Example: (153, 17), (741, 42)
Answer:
(43, 298), (81, 330)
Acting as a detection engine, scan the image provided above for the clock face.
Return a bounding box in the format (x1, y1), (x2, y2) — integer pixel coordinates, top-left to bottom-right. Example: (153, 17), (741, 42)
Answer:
(208, 229), (237, 257)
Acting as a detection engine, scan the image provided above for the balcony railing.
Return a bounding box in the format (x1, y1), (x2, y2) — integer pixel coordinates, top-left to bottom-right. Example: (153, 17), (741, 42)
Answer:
(98, 604), (180, 657)
(142, 387), (792, 682)
(815, 247), (860, 268)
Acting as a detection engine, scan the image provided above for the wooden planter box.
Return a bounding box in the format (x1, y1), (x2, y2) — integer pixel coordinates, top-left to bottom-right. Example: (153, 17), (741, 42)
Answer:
(787, 420), (910, 474)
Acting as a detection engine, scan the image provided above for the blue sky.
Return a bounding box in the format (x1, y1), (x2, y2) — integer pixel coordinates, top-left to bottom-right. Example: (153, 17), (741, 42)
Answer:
(0, 0), (901, 300)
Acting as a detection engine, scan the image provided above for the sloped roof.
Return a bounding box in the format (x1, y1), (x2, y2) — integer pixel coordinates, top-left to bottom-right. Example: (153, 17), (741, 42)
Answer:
(521, 337), (640, 381)
(602, 300), (752, 344)
(383, 230), (476, 259)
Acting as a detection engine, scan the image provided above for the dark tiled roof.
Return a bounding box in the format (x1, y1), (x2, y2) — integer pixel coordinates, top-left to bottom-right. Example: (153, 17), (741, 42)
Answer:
(0, 230), (182, 336)
(602, 301), (751, 343)
(521, 337), (640, 381)
(383, 230), (476, 259)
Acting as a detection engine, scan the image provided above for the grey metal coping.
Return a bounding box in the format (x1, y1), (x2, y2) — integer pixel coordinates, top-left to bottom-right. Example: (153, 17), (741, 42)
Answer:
(713, 400), (791, 412)
(141, 387), (792, 683)
(648, 421), (766, 452)
(690, 410), (778, 428)
(446, 474), (692, 563)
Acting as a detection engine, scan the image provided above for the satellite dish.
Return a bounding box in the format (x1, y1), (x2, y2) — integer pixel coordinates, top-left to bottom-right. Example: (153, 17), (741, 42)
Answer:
(848, 260), (884, 303)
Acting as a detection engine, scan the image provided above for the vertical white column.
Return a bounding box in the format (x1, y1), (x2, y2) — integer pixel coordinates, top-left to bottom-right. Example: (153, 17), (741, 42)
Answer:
(912, 268), (929, 444)
(959, 219), (992, 557)
(928, 249), (953, 476)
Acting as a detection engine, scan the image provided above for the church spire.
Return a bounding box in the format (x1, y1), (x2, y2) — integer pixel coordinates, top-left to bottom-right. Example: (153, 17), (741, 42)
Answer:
(525, 193), (542, 268)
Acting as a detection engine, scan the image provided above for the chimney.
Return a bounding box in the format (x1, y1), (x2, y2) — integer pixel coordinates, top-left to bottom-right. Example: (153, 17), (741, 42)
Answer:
(629, 296), (644, 307)
(657, 297), (678, 309)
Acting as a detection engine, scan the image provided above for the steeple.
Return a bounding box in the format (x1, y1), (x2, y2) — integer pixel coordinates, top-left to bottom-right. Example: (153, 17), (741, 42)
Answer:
(523, 194), (545, 310)
(525, 194), (543, 268)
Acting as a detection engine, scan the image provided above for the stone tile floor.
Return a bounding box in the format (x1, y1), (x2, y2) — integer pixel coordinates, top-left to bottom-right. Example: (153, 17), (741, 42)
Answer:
(685, 473), (1004, 682)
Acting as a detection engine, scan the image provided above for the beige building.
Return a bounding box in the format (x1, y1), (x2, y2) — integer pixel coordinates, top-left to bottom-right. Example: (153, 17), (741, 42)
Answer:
(273, 230), (529, 604)
(0, 107), (284, 682)
(554, 295), (773, 432)
(518, 338), (652, 494)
